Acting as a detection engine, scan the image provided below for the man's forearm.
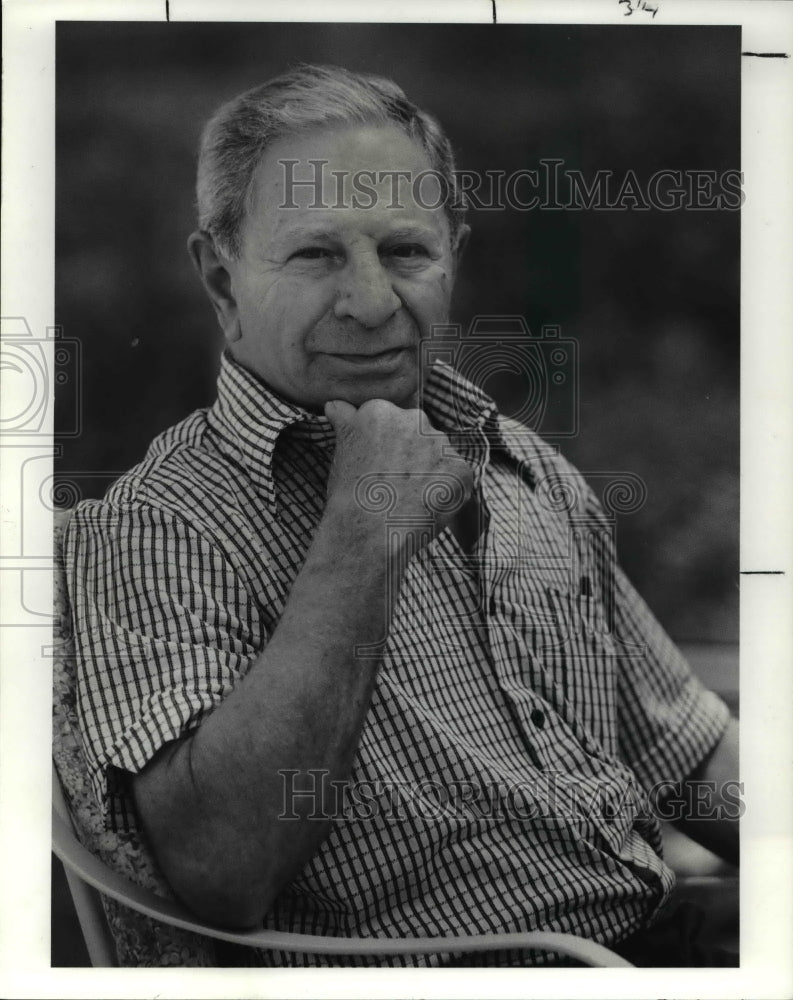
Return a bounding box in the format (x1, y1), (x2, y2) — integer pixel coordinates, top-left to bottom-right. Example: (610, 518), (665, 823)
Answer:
(131, 397), (472, 928)
(132, 509), (391, 928)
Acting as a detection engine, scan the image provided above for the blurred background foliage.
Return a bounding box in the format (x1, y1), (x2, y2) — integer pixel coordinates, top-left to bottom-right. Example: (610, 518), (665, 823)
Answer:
(55, 23), (739, 642)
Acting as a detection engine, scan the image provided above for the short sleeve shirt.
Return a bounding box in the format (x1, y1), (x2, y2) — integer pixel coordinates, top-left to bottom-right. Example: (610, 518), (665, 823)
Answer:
(64, 352), (730, 964)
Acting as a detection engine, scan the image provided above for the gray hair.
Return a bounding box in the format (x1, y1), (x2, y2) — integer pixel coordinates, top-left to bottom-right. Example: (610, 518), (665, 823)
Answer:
(195, 64), (467, 259)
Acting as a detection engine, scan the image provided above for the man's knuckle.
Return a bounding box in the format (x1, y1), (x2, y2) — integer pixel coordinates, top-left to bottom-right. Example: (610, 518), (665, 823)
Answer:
(360, 398), (392, 418)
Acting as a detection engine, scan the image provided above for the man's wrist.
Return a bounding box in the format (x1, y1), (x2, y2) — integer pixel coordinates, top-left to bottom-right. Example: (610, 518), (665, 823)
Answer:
(312, 502), (391, 574)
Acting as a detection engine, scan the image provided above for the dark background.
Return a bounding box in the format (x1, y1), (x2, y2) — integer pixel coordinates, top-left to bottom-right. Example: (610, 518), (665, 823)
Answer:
(55, 22), (740, 643)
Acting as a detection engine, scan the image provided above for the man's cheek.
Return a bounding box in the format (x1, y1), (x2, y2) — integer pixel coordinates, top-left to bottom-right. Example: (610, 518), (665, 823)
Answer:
(264, 277), (335, 328)
(398, 271), (454, 328)
(260, 274), (307, 311)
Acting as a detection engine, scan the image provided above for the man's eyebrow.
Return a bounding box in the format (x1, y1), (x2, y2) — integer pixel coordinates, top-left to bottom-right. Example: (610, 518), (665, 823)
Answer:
(383, 226), (441, 243)
(268, 223), (442, 246)
(269, 225), (336, 244)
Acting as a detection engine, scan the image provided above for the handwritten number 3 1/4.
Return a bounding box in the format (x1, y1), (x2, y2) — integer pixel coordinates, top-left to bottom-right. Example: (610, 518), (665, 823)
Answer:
(619, 0), (659, 17)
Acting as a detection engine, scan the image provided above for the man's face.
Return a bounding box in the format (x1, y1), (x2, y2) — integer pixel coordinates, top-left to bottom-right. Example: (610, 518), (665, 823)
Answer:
(221, 124), (463, 410)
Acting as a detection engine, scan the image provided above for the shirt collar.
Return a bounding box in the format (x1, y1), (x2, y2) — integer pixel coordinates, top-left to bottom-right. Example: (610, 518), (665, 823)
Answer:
(207, 352), (328, 511)
(422, 361), (500, 435)
(207, 351), (505, 513)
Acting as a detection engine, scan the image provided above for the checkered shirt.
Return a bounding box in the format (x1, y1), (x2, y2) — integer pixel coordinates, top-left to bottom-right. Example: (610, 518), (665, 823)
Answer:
(64, 351), (729, 966)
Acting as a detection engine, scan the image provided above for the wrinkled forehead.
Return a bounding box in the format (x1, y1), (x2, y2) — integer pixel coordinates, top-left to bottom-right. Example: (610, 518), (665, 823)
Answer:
(242, 123), (451, 245)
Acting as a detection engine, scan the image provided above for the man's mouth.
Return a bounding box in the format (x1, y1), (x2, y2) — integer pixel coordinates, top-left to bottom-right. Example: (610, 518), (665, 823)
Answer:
(324, 347), (411, 367)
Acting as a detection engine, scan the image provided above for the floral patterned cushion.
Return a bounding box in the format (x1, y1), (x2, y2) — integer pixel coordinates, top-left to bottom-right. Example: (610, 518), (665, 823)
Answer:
(52, 506), (220, 967)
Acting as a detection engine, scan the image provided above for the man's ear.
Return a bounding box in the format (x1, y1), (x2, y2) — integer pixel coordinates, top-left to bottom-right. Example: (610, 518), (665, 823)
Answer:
(187, 231), (242, 342)
(452, 224), (471, 271)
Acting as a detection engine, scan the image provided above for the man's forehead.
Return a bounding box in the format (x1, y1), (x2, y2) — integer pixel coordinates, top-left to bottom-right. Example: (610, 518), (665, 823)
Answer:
(246, 124), (444, 218)
(262, 121), (432, 170)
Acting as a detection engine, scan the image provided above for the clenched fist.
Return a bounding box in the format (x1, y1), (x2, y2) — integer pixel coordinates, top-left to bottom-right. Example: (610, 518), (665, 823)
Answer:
(323, 398), (474, 560)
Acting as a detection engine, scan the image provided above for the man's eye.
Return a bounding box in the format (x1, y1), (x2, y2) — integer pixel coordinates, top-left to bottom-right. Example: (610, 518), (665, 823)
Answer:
(290, 247), (332, 260)
(386, 244), (428, 260)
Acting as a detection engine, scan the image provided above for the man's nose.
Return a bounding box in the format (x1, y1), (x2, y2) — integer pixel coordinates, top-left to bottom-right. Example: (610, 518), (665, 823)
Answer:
(332, 254), (401, 329)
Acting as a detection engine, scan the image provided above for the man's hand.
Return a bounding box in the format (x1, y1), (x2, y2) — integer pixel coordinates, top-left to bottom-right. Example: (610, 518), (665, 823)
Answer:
(676, 717), (740, 868)
(324, 398), (474, 556)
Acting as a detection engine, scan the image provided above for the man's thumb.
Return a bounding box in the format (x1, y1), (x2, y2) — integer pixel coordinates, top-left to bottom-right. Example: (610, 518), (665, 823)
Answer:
(324, 399), (358, 431)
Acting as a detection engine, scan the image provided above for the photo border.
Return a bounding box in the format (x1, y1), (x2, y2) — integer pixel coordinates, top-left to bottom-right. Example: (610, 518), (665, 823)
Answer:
(2, 1), (791, 997)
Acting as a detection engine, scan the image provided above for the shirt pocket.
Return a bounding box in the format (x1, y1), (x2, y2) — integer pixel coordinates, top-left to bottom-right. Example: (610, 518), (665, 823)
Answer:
(530, 584), (620, 755)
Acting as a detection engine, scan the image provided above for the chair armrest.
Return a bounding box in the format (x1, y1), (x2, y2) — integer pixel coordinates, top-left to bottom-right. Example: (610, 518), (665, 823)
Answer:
(52, 806), (632, 966)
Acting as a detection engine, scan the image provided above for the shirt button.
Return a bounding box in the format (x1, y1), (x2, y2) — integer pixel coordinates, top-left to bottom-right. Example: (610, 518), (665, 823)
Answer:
(530, 709), (545, 729)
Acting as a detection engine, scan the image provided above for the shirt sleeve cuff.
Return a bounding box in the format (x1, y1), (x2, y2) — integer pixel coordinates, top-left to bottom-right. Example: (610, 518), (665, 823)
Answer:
(628, 678), (732, 793)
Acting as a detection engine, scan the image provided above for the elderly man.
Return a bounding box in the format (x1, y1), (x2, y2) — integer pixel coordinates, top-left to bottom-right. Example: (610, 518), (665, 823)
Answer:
(65, 64), (738, 966)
